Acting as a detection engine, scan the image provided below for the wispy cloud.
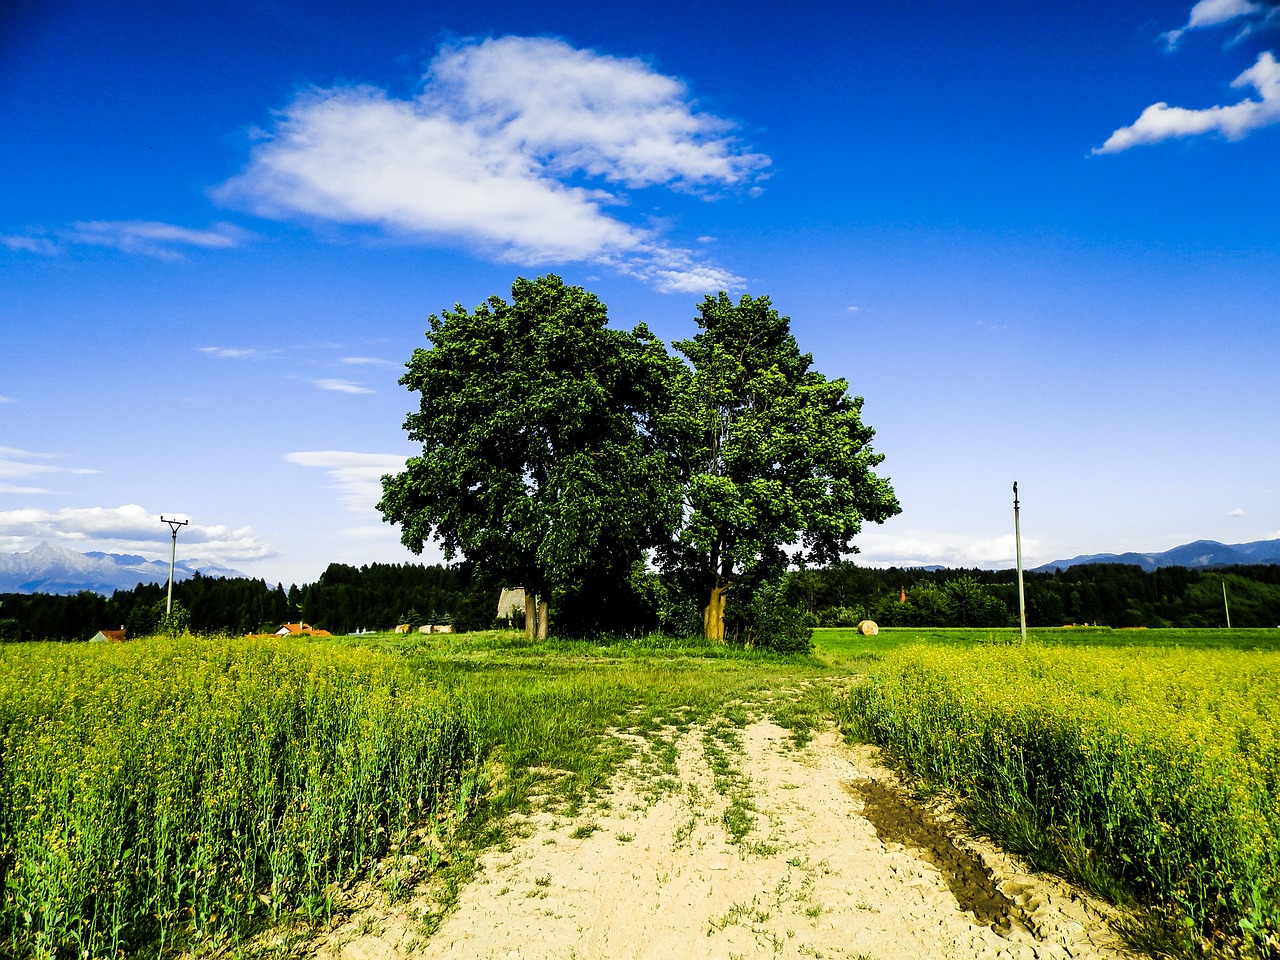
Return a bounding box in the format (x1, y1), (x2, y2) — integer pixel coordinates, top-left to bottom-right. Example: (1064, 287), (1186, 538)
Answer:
(312, 378), (374, 394)
(1163, 0), (1270, 49)
(0, 447), (97, 495)
(0, 503), (275, 562)
(1165, 0), (1280, 48)
(851, 531), (1039, 569)
(1228, 507), (1246, 516)
(340, 356), (398, 367)
(199, 345), (282, 360)
(1, 234), (60, 255)
(216, 35), (768, 292)
(2, 221), (252, 260)
(1094, 51), (1280, 152)
(285, 451), (406, 517)
(66, 220), (251, 259)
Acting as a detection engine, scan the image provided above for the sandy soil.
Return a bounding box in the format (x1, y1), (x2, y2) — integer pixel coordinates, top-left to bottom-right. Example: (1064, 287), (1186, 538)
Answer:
(318, 721), (1138, 960)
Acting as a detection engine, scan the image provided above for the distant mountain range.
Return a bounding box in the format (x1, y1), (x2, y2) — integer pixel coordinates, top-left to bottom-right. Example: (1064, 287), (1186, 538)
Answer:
(0, 542), (250, 595)
(1033, 538), (1280, 573)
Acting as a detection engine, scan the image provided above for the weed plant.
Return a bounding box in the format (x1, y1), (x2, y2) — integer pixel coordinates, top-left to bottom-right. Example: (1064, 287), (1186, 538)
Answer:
(837, 642), (1280, 956)
(0, 635), (478, 959)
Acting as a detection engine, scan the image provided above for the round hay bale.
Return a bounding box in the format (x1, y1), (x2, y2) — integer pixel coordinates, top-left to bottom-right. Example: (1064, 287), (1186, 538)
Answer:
(856, 619), (879, 636)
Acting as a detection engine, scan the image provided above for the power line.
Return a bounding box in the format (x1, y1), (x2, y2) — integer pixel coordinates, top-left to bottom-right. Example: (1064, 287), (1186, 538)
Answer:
(1013, 482), (1027, 643)
(161, 516), (189, 616)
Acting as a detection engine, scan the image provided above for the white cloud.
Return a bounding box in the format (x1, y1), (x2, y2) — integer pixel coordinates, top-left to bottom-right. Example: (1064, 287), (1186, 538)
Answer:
(0, 447), (97, 495)
(340, 356), (398, 367)
(1163, 0), (1266, 48)
(850, 531), (1039, 569)
(216, 35), (767, 292)
(1, 233), (60, 255)
(639, 255), (746, 294)
(285, 451), (406, 518)
(313, 378), (374, 394)
(1228, 507), (1246, 516)
(1094, 51), (1280, 152)
(200, 345), (281, 360)
(0, 503), (275, 562)
(3, 221), (251, 259)
(0, 396), (15, 403)
(64, 220), (251, 259)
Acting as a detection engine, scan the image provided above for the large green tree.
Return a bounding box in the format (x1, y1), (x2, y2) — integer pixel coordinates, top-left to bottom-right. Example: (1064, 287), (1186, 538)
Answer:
(377, 275), (681, 635)
(662, 293), (900, 640)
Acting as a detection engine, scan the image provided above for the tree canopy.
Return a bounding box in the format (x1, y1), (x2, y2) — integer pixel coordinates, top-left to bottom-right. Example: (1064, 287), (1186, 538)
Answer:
(662, 293), (901, 638)
(379, 278), (900, 639)
(377, 275), (681, 630)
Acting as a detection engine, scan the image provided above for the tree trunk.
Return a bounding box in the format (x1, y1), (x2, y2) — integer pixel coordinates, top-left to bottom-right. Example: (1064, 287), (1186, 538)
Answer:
(703, 584), (728, 642)
(537, 599), (549, 639)
(524, 593), (537, 640)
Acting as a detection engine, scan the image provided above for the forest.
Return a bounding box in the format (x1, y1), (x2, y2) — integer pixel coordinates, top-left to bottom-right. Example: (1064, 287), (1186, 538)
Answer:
(0, 562), (492, 643)
(2, 559), (1278, 643)
(782, 561), (1280, 630)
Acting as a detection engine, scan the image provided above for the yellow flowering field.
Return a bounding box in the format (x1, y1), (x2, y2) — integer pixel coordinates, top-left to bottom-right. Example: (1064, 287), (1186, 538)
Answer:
(839, 644), (1280, 955)
(0, 635), (478, 959)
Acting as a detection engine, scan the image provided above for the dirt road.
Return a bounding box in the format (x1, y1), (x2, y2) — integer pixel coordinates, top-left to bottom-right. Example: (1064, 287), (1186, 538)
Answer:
(321, 720), (1136, 960)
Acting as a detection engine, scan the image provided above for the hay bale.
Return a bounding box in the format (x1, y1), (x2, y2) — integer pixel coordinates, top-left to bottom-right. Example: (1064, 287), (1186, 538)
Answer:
(856, 619), (879, 636)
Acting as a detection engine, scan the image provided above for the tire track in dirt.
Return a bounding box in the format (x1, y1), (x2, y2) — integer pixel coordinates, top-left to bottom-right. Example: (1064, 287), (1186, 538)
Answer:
(319, 720), (1138, 960)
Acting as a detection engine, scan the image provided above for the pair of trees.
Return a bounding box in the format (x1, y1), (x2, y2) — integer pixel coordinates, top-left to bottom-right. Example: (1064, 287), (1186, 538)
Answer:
(378, 275), (900, 639)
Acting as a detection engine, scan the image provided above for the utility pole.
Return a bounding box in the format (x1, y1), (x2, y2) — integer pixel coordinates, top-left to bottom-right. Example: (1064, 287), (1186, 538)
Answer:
(161, 516), (188, 615)
(1013, 482), (1027, 643)
(1222, 579), (1232, 629)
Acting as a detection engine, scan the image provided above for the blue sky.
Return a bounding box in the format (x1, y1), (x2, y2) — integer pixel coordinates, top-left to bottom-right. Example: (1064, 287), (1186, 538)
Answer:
(2, 0), (1278, 587)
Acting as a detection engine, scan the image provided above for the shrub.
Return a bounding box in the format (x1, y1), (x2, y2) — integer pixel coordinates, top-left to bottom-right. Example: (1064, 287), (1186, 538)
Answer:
(728, 582), (813, 653)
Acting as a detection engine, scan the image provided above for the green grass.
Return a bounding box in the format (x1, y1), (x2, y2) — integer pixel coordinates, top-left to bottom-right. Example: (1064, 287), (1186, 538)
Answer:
(372, 630), (827, 817)
(815, 624), (1280, 656)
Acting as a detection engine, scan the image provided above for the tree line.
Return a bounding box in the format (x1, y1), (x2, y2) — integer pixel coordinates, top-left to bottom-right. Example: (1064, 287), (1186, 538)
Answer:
(5, 557), (1278, 644)
(0, 562), (495, 643)
(784, 561), (1280, 629)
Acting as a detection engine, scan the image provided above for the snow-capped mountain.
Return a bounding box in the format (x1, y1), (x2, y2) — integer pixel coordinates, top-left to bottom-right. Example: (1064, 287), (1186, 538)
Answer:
(0, 542), (249, 595)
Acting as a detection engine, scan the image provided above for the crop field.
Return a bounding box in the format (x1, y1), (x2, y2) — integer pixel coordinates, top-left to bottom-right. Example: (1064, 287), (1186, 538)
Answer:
(0, 637), (480, 959)
(836, 634), (1280, 955)
(2, 627), (1278, 958)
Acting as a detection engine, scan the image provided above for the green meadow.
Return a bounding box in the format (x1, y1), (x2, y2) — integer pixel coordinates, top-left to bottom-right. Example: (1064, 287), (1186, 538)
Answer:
(2, 626), (1278, 957)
